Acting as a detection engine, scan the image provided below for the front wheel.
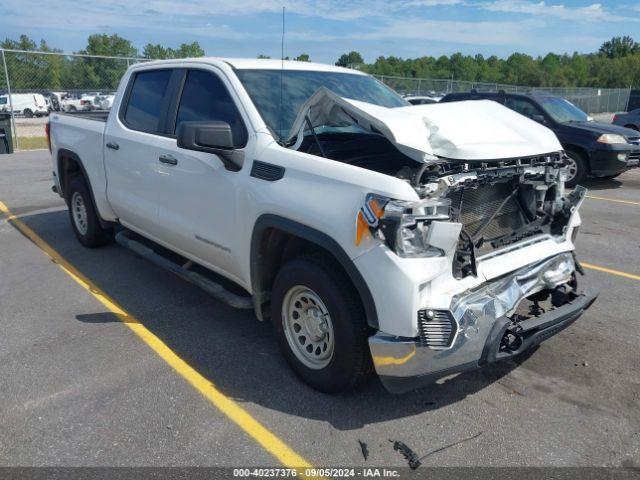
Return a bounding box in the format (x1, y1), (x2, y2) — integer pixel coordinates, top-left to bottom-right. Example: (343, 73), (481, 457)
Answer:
(564, 150), (588, 187)
(270, 254), (373, 393)
(23, 109), (33, 118)
(67, 176), (113, 247)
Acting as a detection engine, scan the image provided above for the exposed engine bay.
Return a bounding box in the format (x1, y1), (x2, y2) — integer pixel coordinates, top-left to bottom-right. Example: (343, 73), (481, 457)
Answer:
(299, 131), (584, 279)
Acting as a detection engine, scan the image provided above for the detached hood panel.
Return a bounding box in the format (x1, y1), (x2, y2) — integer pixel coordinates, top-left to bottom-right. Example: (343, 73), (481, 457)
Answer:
(288, 88), (562, 162)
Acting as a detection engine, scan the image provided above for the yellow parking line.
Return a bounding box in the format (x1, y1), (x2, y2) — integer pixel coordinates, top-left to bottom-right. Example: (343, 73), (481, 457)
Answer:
(582, 262), (640, 281)
(585, 195), (640, 206)
(0, 200), (313, 471)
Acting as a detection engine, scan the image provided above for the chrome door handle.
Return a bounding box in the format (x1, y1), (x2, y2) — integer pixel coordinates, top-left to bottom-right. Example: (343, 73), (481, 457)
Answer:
(106, 141), (119, 150)
(159, 154), (178, 166)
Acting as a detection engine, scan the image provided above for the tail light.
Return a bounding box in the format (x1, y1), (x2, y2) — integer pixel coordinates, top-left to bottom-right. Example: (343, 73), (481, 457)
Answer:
(80, 100), (89, 105)
(45, 122), (51, 153)
(613, 114), (619, 122)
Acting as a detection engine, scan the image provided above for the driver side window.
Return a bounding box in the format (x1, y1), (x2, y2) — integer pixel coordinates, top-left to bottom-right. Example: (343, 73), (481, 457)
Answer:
(174, 70), (248, 148)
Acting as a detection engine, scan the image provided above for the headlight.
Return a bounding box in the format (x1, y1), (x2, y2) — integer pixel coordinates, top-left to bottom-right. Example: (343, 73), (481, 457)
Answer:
(356, 194), (451, 258)
(597, 133), (627, 144)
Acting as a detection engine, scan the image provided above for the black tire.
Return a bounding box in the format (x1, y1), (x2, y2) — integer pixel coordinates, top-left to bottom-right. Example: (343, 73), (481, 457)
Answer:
(23, 109), (33, 118)
(67, 175), (113, 248)
(564, 150), (588, 188)
(624, 124), (639, 131)
(270, 254), (373, 393)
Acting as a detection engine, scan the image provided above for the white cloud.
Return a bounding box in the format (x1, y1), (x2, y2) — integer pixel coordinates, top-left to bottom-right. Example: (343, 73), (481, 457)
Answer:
(477, 0), (628, 22)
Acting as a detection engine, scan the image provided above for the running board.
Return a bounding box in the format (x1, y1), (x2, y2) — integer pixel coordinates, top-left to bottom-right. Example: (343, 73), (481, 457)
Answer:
(115, 231), (253, 309)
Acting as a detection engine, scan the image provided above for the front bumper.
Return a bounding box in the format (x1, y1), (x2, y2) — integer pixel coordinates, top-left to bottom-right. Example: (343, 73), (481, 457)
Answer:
(369, 253), (599, 393)
(590, 146), (640, 176)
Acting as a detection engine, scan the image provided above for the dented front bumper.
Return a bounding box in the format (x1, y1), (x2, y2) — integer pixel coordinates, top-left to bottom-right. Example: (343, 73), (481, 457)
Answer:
(369, 253), (598, 393)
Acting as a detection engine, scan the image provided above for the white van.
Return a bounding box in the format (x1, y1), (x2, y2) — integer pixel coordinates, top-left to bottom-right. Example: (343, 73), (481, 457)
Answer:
(0, 93), (48, 117)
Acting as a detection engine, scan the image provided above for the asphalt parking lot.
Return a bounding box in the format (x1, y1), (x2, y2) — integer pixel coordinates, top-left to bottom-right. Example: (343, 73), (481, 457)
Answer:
(1, 150), (639, 469)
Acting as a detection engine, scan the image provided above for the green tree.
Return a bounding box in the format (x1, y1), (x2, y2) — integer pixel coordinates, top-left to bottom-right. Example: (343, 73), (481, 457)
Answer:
(77, 34), (138, 89)
(598, 36), (639, 59)
(143, 41), (205, 59)
(335, 51), (364, 68)
(294, 53), (310, 62)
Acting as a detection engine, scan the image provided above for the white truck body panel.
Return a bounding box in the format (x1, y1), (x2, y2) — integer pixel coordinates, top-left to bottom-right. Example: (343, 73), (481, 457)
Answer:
(48, 57), (593, 392)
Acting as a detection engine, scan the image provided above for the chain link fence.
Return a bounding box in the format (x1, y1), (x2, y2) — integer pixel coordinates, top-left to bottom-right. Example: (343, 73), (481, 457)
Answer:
(0, 49), (148, 150)
(374, 75), (631, 116)
(0, 49), (632, 150)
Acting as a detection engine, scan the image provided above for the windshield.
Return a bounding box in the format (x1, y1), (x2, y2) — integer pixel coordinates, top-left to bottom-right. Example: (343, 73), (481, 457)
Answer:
(538, 97), (589, 123)
(0, 97), (6, 105)
(235, 69), (408, 141)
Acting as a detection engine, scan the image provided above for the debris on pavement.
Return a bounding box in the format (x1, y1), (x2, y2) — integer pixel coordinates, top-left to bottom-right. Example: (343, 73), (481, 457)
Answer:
(389, 440), (421, 469)
(358, 440), (369, 461)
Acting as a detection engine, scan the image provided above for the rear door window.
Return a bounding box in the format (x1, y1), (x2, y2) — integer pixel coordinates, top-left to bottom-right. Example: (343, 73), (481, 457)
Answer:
(124, 70), (173, 133)
(174, 70), (247, 148)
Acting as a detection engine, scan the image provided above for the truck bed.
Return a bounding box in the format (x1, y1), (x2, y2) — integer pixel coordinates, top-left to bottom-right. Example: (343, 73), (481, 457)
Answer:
(58, 110), (110, 122)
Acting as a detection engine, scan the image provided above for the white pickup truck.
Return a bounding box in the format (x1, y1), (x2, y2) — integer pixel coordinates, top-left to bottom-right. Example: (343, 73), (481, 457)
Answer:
(48, 58), (597, 393)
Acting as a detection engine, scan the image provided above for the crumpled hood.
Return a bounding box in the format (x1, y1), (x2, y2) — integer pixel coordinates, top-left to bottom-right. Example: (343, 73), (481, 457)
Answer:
(288, 88), (562, 162)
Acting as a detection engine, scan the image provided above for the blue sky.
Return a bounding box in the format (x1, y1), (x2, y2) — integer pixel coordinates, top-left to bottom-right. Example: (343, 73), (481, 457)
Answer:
(2, 1), (639, 62)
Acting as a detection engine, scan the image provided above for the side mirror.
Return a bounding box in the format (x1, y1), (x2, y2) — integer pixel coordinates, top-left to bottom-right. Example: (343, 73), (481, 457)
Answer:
(532, 114), (546, 124)
(177, 121), (244, 170)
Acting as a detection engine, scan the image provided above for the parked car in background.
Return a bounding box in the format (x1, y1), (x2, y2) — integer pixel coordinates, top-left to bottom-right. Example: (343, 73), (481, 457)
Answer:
(0, 93), (49, 117)
(61, 93), (96, 112)
(403, 95), (439, 105)
(612, 109), (640, 131)
(96, 94), (115, 110)
(43, 92), (62, 112)
(60, 95), (84, 112)
(441, 91), (640, 186)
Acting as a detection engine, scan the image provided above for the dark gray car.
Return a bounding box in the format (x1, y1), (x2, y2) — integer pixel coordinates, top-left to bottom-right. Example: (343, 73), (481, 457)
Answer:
(613, 109), (640, 131)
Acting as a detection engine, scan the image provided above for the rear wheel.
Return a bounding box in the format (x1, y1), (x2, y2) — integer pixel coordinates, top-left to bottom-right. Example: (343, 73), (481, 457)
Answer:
(564, 150), (588, 187)
(270, 254), (373, 393)
(624, 124), (639, 131)
(67, 176), (113, 247)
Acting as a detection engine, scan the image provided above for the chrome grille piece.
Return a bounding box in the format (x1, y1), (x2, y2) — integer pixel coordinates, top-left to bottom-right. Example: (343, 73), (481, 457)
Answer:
(418, 309), (457, 348)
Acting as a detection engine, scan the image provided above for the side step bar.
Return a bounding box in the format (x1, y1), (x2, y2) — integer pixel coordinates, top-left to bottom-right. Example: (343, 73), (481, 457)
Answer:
(115, 230), (253, 309)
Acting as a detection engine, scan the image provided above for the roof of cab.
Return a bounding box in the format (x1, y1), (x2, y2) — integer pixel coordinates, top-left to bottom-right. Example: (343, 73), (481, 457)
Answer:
(221, 58), (366, 74)
(133, 57), (367, 75)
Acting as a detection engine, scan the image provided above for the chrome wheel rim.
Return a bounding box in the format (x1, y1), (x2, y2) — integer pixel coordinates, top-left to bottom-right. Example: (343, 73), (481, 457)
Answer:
(71, 192), (88, 236)
(564, 156), (578, 182)
(282, 285), (334, 369)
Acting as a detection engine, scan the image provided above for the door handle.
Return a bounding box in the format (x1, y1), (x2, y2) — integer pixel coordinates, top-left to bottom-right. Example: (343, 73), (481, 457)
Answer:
(159, 154), (178, 166)
(106, 141), (119, 150)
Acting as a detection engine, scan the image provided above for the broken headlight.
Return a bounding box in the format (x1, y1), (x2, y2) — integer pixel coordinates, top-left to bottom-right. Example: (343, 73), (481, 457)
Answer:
(357, 194), (451, 258)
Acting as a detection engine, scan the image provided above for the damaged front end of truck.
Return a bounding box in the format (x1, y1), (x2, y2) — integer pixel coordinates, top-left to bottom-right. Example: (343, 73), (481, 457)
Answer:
(286, 88), (599, 392)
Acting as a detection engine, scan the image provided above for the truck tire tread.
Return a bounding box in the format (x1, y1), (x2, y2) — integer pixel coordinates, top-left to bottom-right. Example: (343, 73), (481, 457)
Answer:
(270, 253), (373, 393)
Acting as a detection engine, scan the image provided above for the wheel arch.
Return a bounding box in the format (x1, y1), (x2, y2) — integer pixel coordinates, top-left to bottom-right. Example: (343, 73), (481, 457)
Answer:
(563, 144), (592, 173)
(57, 149), (108, 227)
(250, 214), (378, 330)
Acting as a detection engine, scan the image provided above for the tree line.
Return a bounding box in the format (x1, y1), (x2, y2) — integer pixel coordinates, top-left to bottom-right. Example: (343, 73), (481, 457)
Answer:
(336, 36), (640, 89)
(1, 33), (639, 92)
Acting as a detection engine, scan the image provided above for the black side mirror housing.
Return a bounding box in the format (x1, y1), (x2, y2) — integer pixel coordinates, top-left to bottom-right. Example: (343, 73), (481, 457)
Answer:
(177, 121), (244, 170)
